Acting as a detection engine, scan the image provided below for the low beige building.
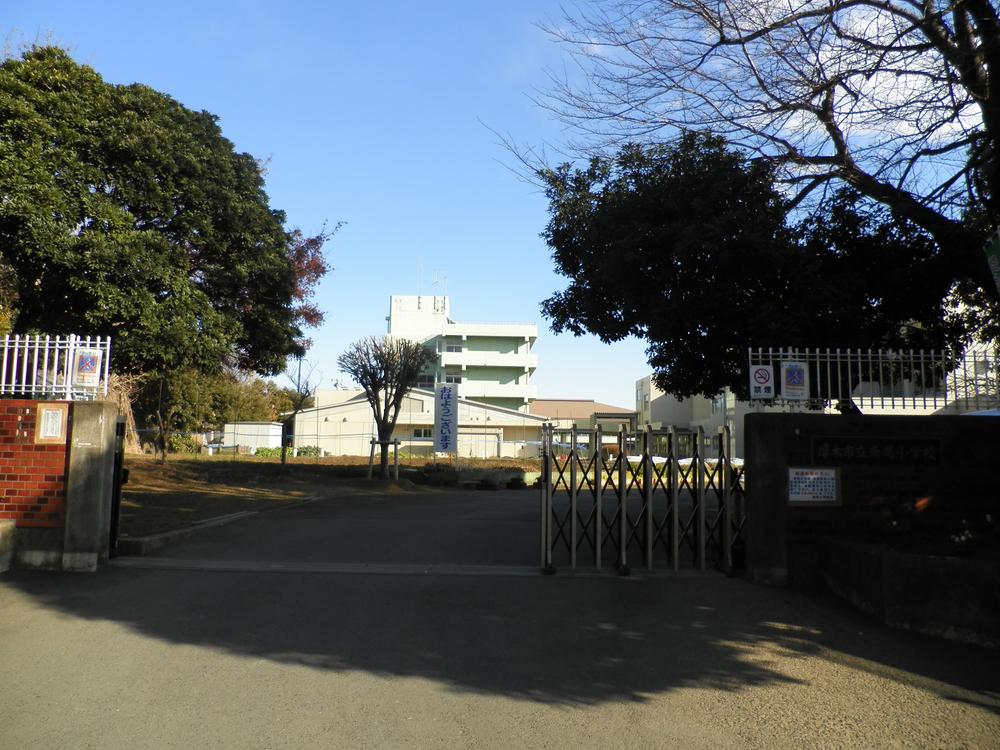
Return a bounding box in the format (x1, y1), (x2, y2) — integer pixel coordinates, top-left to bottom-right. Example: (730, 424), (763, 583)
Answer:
(528, 399), (636, 431)
(291, 387), (546, 459)
(528, 399), (637, 453)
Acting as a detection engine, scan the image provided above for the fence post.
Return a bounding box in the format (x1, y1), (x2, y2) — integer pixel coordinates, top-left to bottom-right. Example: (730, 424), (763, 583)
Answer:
(594, 423), (603, 570)
(1, 334), (9, 395)
(669, 425), (680, 571)
(643, 424), (653, 570)
(570, 424), (578, 569)
(618, 425), (628, 574)
(102, 336), (111, 397)
(539, 424), (547, 569)
(720, 425), (733, 574)
(696, 426), (706, 571)
(541, 424), (554, 572)
(539, 425), (545, 568)
(65, 334), (76, 400)
(393, 439), (399, 481)
(367, 439), (376, 480)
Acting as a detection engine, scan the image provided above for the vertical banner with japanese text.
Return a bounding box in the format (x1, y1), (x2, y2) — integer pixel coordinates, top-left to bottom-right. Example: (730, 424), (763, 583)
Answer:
(433, 383), (458, 453)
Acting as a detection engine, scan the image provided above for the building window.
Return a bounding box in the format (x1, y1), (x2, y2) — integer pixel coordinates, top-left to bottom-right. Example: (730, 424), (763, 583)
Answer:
(445, 374), (462, 384)
(413, 428), (432, 439)
(445, 344), (463, 353)
(416, 375), (434, 388)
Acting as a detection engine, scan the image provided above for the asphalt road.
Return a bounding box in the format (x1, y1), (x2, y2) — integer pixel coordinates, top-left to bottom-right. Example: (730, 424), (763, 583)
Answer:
(150, 489), (544, 567)
(1, 487), (998, 749)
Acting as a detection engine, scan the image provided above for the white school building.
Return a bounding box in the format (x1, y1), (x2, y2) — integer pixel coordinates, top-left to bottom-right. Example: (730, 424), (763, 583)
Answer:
(388, 295), (538, 413)
(291, 295), (545, 457)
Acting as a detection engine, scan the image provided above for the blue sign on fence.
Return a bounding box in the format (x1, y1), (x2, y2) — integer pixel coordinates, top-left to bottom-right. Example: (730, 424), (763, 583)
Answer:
(780, 361), (809, 400)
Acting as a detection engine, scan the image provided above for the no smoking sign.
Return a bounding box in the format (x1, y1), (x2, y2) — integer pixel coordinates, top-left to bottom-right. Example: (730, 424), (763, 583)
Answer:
(749, 365), (774, 399)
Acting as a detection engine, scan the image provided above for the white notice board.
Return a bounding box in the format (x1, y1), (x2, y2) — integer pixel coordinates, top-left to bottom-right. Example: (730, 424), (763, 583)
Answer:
(34, 402), (69, 445)
(788, 467), (839, 505)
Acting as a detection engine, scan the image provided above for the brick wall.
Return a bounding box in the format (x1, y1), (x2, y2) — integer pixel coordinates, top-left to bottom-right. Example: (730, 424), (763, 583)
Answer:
(0, 400), (70, 528)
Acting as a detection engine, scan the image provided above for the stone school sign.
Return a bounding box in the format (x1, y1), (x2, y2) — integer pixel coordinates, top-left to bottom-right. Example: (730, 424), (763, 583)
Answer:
(743, 412), (997, 586)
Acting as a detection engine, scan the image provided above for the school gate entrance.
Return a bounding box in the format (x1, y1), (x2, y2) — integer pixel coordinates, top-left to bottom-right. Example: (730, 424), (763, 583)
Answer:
(539, 424), (746, 574)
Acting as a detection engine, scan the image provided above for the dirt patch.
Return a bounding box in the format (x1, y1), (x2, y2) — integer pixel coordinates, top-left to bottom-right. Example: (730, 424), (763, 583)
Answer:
(120, 456), (432, 537)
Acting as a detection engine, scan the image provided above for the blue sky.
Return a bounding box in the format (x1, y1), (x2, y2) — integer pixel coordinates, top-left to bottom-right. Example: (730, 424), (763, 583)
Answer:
(5, 1), (650, 408)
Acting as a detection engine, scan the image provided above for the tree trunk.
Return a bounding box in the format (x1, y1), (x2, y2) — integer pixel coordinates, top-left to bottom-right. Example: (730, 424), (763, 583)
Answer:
(156, 418), (169, 464)
(281, 416), (291, 466)
(376, 420), (394, 479)
(379, 442), (390, 479)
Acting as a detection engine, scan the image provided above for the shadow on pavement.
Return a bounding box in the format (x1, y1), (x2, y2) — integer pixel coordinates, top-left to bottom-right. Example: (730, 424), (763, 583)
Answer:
(3, 565), (998, 710)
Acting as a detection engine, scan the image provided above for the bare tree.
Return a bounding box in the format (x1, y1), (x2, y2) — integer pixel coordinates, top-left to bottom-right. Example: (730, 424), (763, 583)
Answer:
(541, 0), (1000, 297)
(337, 336), (435, 479)
(103, 373), (147, 454)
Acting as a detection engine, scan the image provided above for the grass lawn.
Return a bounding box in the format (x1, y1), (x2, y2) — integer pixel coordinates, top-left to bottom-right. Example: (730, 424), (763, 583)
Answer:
(120, 454), (540, 537)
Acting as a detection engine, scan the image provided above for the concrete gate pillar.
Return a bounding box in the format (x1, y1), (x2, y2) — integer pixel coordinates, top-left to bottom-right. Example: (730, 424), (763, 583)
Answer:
(62, 401), (119, 572)
(743, 414), (790, 585)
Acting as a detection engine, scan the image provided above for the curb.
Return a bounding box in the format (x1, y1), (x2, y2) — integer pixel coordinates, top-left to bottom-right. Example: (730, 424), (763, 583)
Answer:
(109, 558), (727, 580)
(116, 495), (324, 556)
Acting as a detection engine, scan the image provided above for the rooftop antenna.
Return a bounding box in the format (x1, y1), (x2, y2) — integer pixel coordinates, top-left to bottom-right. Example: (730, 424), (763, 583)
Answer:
(431, 269), (447, 298)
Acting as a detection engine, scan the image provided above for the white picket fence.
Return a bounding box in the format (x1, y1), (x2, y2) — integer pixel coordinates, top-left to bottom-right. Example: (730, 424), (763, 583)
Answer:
(0, 335), (112, 400)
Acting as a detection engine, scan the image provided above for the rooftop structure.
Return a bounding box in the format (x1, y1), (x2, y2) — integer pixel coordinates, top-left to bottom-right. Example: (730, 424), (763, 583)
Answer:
(529, 397), (638, 437)
(530, 398), (632, 421)
(387, 295), (537, 413)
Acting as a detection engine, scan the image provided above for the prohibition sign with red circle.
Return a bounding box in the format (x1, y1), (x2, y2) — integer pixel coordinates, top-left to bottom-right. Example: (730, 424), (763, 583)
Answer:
(753, 367), (771, 385)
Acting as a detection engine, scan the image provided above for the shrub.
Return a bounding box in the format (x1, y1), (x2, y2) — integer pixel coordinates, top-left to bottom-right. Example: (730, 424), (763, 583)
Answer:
(168, 434), (199, 453)
(296, 445), (321, 457)
(254, 447), (281, 457)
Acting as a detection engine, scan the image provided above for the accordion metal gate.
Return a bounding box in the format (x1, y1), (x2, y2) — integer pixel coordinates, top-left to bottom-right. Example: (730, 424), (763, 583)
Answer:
(539, 424), (746, 574)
